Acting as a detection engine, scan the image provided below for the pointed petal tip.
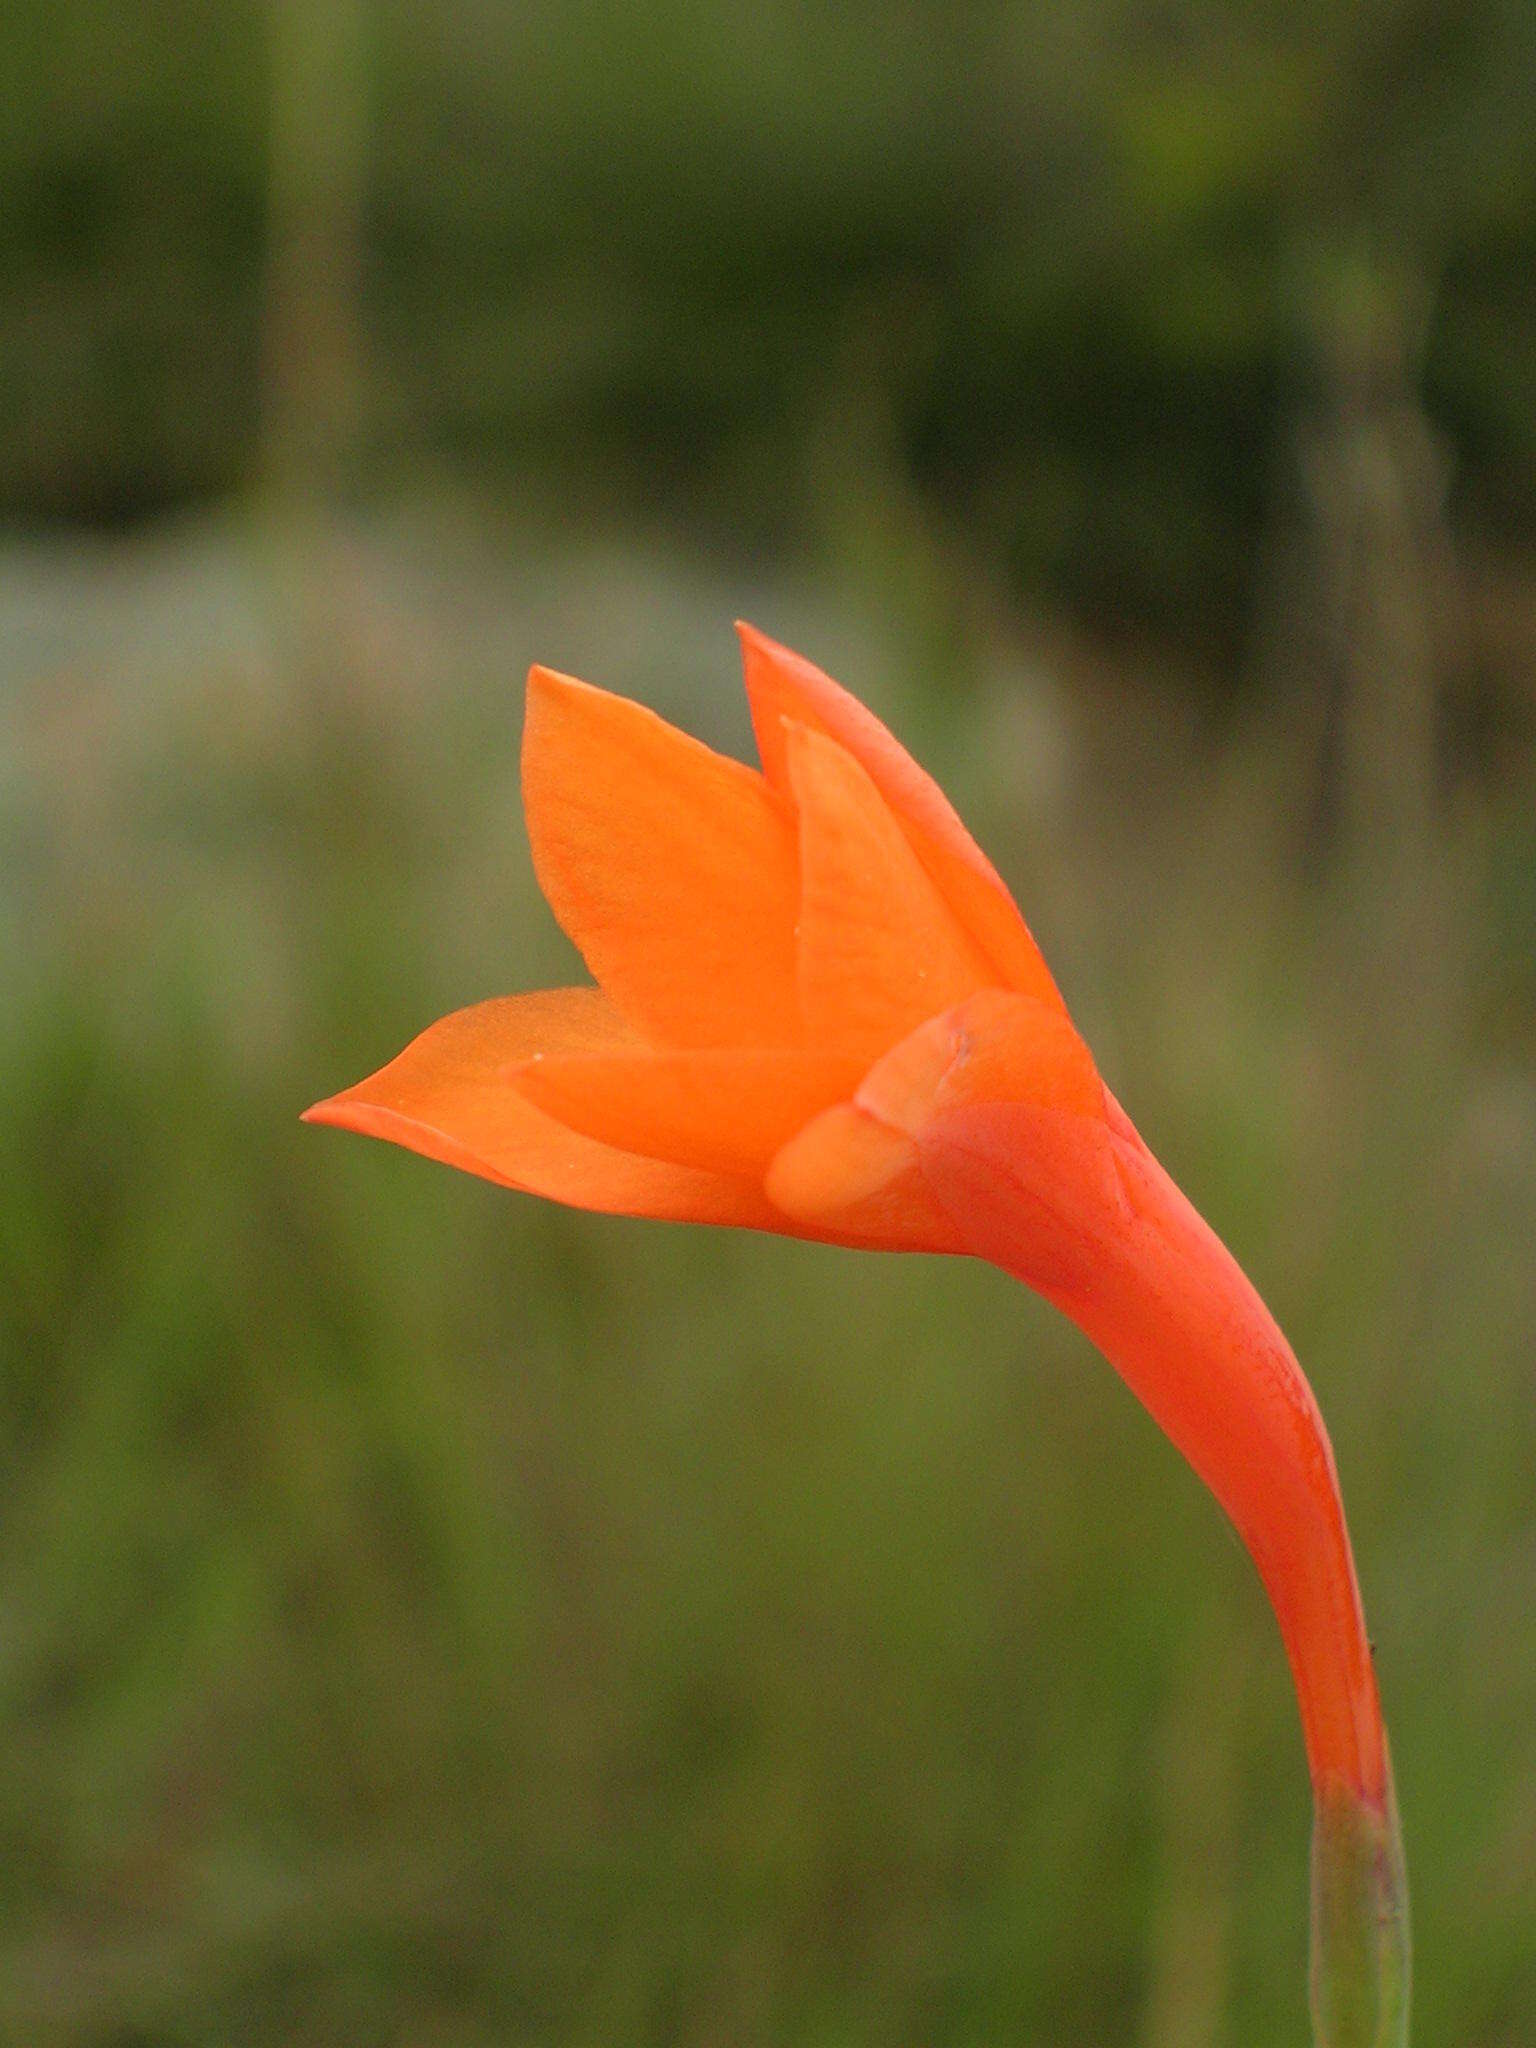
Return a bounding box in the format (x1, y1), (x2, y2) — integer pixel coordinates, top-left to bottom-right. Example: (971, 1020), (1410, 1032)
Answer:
(300, 1090), (382, 1135)
(526, 661), (592, 704)
(735, 618), (794, 663)
(734, 619), (802, 691)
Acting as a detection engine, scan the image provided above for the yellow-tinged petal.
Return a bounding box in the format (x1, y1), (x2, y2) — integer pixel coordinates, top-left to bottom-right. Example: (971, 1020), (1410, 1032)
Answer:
(856, 987), (1105, 1134)
(522, 666), (802, 1047)
(303, 990), (787, 1228)
(766, 989), (1104, 1253)
(737, 623), (1062, 1007)
(512, 1045), (865, 1179)
(784, 719), (994, 1064)
(765, 1103), (966, 1251)
(850, 991), (1123, 1295)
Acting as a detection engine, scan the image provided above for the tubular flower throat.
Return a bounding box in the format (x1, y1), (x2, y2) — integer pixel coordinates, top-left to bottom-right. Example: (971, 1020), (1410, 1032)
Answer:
(306, 625), (1408, 2046)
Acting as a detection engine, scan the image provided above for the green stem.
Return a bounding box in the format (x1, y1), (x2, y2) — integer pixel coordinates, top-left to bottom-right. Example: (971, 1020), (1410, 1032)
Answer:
(1309, 1762), (1410, 2047)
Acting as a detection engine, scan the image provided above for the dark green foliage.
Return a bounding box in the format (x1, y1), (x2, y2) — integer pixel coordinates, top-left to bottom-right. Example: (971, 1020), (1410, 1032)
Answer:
(3, 1), (1534, 653)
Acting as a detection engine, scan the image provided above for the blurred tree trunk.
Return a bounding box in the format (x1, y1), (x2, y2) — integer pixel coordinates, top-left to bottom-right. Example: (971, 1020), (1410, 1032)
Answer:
(1258, 249), (1466, 873)
(260, 0), (370, 509)
(259, 0), (374, 719)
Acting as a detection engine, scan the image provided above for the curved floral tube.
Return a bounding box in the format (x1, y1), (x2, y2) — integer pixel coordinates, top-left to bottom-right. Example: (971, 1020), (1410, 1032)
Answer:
(306, 624), (1409, 2044)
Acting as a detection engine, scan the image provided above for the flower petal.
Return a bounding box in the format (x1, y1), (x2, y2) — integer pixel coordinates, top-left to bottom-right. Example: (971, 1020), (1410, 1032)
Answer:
(303, 989), (787, 1228)
(784, 720), (995, 1063)
(855, 987), (1105, 1134)
(765, 1103), (966, 1251)
(522, 665), (802, 1047)
(848, 990), (1121, 1294)
(512, 1045), (865, 1179)
(737, 623), (1062, 1008)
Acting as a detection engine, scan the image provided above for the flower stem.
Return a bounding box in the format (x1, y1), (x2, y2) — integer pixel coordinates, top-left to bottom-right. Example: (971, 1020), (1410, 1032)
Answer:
(1309, 1764), (1411, 2047)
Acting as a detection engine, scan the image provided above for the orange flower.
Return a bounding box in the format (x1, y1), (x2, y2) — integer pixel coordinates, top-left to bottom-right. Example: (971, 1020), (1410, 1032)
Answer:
(306, 625), (1407, 2043)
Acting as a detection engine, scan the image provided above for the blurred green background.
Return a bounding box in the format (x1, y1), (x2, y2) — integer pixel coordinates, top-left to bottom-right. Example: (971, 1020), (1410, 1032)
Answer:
(3, 2), (1534, 2043)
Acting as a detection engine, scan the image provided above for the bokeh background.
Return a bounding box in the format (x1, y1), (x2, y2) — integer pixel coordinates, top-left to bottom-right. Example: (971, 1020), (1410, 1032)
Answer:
(3, 3), (1534, 2042)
